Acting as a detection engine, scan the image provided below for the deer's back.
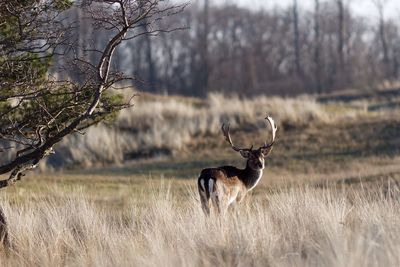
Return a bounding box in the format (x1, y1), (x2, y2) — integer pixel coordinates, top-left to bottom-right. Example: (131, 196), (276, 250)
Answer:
(199, 166), (244, 185)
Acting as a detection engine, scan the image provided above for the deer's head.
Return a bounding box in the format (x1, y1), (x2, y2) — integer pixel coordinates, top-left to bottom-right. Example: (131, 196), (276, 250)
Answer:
(221, 116), (277, 170)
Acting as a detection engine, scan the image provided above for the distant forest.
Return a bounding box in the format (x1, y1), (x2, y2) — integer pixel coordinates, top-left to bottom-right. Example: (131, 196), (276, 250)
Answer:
(55, 0), (400, 96)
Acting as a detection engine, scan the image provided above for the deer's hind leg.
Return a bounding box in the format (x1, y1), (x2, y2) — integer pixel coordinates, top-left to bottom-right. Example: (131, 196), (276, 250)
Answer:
(198, 187), (210, 216)
(198, 177), (211, 215)
(210, 192), (221, 215)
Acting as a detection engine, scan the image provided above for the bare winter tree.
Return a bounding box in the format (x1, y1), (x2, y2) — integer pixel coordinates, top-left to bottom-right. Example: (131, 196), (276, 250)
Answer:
(372, 0), (390, 80)
(0, 0), (185, 187)
(336, 0), (345, 73)
(292, 0), (303, 80)
(314, 0), (322, 93)
(191, 0), (210, 96)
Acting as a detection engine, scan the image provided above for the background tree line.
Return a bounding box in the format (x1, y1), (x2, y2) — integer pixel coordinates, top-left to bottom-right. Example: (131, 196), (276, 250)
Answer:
(56, 0), (400, 97)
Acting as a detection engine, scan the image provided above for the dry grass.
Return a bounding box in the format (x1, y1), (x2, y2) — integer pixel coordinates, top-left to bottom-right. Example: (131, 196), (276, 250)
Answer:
(2, 89), (398, 170)
(0, 182), (400, 266)
(46, 92), (387, 169)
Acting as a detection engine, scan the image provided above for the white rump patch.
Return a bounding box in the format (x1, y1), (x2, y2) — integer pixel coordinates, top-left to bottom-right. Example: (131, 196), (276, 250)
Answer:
(208, 179), (214, 195)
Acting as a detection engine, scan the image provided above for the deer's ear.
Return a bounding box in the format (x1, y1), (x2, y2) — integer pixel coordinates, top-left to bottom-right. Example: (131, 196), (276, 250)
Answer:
(260, 147), (273, 157)
(239, 150), (250, 158)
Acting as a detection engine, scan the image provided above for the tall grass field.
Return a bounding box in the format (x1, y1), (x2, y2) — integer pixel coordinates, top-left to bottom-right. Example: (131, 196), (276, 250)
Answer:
(0, 182), (400, 267)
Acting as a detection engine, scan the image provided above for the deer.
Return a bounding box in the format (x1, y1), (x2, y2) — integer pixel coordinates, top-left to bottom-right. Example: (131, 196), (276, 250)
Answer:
(197, 116), (277, 215)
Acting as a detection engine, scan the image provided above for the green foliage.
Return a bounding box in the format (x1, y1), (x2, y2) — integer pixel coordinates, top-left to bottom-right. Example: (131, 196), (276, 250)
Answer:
(0, 17), (18, 40)
(101, 92), (125, 120)
(0, 102), (11, 116)
(53, 0), (73, 10)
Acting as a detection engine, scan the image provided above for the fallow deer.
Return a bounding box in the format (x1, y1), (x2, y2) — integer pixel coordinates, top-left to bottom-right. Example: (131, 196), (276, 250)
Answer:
(197, 116), (277, 215)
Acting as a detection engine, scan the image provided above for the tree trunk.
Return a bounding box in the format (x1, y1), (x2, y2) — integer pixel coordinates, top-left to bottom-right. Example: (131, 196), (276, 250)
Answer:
(337, 0), (345, 73)
(293, 0), (303, 79)
(379, 17), (390, 79)
(199, 0), (210, 96)
(314, 0), (322, 94)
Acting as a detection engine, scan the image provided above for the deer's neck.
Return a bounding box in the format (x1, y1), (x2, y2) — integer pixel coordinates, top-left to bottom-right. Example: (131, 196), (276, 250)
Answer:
(241, 162), (263, 190)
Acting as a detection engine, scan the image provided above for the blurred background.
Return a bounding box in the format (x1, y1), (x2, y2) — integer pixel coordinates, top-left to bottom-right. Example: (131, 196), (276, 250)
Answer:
(4, 0), (397, 188)
(58, 0), (400, 96)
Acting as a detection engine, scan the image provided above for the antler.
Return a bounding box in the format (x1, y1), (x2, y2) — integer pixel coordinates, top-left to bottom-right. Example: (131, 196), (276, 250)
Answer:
(221, 123), (251, 152)
(259, 116), (278, 152)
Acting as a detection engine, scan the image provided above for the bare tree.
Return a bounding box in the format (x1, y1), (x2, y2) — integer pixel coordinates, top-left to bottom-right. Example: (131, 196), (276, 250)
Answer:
(292, 0), (303, 80)
(138, 0), (158, 92)
(314, 0), (322, 93)
(0, 0), (186, 187)
(337, 0), (345, 72)
(372, 0), (390, 80)
(194, 0), (210, 96)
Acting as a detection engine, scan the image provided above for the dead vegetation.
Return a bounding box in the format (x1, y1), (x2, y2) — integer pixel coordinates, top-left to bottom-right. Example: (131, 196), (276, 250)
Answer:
(34, 90), (399, 170)
(0, 183), (400, 266)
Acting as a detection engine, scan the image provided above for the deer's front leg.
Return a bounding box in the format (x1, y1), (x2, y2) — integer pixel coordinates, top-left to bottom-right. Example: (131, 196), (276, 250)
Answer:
(212, 182), (236, 215)
(228, 189), (247, 212)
